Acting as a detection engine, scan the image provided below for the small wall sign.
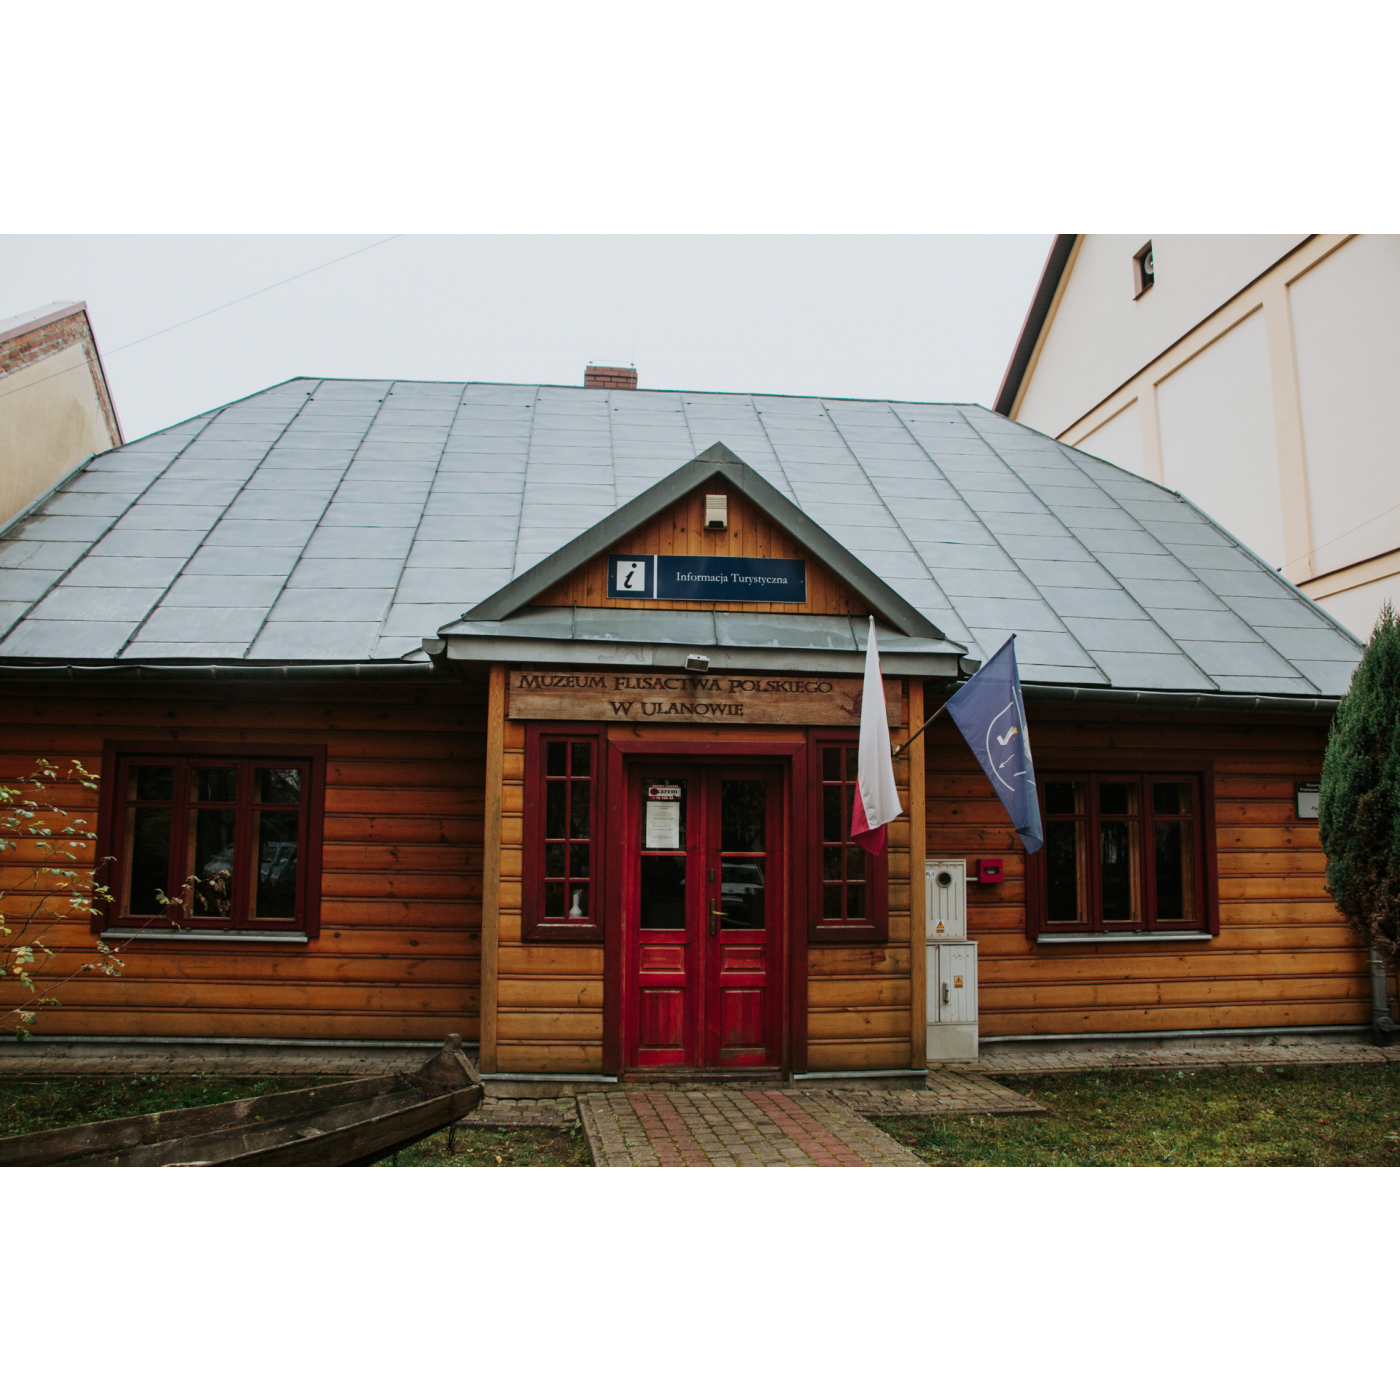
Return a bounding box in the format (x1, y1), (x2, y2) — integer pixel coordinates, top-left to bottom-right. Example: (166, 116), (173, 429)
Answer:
(1296, 781), (1320, 820)
(607, 553), (807, 603)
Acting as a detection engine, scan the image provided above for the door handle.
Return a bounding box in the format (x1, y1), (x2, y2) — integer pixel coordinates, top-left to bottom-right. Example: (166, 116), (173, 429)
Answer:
(709, 898), (720, 937)
(942, 982), (950, 1005)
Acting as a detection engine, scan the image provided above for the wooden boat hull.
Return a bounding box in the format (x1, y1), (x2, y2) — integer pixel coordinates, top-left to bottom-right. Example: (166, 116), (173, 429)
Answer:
(0, 1035), (484, 1167)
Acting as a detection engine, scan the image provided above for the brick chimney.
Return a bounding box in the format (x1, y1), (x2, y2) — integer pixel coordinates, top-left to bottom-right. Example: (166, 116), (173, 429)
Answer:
(584, 363), (637, 390)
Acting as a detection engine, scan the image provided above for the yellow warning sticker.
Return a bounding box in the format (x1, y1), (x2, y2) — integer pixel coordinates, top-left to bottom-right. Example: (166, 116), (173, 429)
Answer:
(935, 921), (945, 935)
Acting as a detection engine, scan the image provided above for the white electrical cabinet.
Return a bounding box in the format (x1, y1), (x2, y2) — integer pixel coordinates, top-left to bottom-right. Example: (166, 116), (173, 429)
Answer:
(925, 859), (977, 1062)
(925, 858), (966, 939)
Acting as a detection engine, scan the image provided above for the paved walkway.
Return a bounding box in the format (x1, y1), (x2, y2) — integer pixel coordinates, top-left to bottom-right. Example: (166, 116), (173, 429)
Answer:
(577, 1089), (927, 1167)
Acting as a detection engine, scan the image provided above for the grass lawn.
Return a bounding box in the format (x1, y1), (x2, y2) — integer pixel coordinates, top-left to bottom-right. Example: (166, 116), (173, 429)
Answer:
(871, 1063), (1400, 1167)
(0, 1075), (590, 1166)
(0, 1074), (332, 1139)
(376, 1123), (590, 1167)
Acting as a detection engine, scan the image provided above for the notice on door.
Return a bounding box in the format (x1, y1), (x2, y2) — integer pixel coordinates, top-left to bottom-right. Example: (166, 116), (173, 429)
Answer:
(645, 799), (681, 849)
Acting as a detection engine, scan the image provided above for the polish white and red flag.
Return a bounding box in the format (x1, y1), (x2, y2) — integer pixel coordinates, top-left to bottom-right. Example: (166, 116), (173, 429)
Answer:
(850, 616), (903, 855)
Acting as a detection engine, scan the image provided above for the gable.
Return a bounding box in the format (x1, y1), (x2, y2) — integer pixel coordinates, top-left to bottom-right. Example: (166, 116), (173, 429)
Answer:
(531, 475), (872, 618)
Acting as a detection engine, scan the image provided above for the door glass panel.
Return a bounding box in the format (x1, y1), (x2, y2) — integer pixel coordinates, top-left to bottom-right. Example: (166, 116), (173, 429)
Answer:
(253, 810), (299, 918)
(721, 856), (765, 928)
(720, 780), (765, 852)
(126, 808), (171, 916)
(640, 855), (686, 929)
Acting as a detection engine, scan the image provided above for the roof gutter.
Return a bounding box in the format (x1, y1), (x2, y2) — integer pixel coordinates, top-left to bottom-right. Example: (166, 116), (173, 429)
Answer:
(0, 660), (447, 684)
(1020, 683), (1339, 716)
(993, 234), (1080, 417)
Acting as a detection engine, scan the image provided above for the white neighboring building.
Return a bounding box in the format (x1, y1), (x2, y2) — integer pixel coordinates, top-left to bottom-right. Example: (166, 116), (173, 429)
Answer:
(996, 235), (1400, 639)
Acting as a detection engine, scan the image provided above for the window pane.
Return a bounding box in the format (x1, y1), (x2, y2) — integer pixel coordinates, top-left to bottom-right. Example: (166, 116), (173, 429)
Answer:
(1045, 781), (1083, 816)
(570, 781), (590, 838)
(721, 857), (765, 929)
(193, 766), (238, 803)
(1154, 821), (1195, 921)
(844, 747), (858, 781)
(721, 779), (765, 852)
(1045, 822), (1086, 922)
(126, 808), (171, 916)
(567, 884), (589, 918)
(822, 747), (841, 781)
(845, 844), (866, 881)
(131, 765), (174, 802)
(189, 808), (236, 918)
(640, 854), (686, 929)
(253, 810), (299, 919)
(545, 782), (566, 840)
(822, 847), (843, 881)
(1099, 782), (1137, 817)
(544, 843), (565, 878)
(1100, 821), (1141, 921)
(568, 842), (590, 878)
(822, 786), (842, 843)
(846, 883), (866, 919)
(545, 742), (567, 777)
(1153, 781), (1192, 816)
(570, 742), (592, 778)
(257, 768), (301, 804)
(822, 885), (842, 919)
(544, 882), (565, 917)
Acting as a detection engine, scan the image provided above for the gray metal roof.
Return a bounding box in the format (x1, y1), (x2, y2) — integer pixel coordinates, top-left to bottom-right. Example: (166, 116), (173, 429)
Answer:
(0, 377), (1364, 696)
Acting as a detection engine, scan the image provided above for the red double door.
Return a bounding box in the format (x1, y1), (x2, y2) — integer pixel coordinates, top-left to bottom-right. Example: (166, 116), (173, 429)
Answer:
(623, 764), (784, 1070)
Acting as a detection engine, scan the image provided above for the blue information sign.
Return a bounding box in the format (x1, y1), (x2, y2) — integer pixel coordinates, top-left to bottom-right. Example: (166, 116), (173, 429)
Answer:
(608, 554), (807, 603)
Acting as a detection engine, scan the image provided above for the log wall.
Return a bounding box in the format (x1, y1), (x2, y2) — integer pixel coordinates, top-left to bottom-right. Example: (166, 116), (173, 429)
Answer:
(925, 700), (1368, 1037)
(0, 680), (486, 1042)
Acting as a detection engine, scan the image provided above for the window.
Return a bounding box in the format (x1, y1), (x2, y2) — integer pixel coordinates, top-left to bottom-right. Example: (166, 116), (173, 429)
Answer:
(522, 727), (604, 941)
(101, 745), (325, 939)
(1032, 772), (1214, 939)
(808, 736), (887, 944)
(1133, 241), (1155, 298)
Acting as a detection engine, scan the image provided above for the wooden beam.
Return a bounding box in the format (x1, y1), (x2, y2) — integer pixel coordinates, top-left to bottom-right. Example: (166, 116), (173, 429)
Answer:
(908, 679), (927, 1070)
(479, 664), (507, 1074)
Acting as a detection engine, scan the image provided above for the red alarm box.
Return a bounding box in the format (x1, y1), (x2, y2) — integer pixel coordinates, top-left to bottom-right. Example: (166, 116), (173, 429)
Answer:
(976, 857), (1004, 885)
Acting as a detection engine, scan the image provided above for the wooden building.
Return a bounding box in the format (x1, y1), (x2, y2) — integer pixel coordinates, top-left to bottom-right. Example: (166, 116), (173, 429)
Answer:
(0, 375), (1376, 1078)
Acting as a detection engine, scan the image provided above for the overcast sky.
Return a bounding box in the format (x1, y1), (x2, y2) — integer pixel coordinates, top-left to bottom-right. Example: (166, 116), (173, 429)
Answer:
(0, 236), (1050, 443)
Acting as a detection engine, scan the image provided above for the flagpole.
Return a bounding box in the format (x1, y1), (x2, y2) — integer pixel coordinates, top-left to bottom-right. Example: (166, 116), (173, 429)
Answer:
(890, 700), (949, 760)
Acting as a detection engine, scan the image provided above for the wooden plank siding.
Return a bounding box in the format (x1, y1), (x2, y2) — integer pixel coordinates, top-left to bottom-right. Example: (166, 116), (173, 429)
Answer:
(924, 700), (1365, 1038)
(532, 478), (872, 618)
(805, 683), (914, 1071)
(0, 681), (486, 1043)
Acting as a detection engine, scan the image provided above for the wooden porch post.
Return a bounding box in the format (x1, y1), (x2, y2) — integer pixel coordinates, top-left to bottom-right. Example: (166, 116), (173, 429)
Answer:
(479, 663), (506, 1074)
(908, 679), (927, 1071)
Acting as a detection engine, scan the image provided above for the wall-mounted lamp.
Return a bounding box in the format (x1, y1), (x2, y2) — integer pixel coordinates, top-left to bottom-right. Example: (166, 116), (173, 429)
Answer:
(685, 654), (710, 672)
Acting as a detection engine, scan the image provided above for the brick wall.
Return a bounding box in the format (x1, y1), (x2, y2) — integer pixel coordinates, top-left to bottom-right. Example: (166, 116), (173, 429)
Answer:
(584, 365), (638, 390)
(0, 309), (122, 447)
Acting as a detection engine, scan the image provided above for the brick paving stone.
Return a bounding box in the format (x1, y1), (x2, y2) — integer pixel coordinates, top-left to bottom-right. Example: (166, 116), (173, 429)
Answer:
(578, 1088), (925, 1167)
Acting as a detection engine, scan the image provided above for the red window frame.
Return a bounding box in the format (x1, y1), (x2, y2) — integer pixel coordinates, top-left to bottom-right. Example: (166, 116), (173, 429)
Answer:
(522, 723), (607, 943)
(95, 740), (326, 940)
(807, 731), (888, 945)
(1028, 764), (1218, 939)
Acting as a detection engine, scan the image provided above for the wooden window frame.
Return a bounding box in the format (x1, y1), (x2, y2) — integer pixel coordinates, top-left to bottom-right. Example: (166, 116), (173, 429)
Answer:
(807, 730), (888, 946)
(95, 740), (326, 941)
(522, 723), (607, 943)
(1027, 757), (1218, 941)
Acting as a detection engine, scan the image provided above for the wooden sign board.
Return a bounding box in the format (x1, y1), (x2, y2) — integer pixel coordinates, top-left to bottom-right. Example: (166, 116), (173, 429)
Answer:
(508, 670), (902, 727)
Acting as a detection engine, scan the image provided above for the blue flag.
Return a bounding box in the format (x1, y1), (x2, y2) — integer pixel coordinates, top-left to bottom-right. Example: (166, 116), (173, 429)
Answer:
(944, 636), (1043, 854)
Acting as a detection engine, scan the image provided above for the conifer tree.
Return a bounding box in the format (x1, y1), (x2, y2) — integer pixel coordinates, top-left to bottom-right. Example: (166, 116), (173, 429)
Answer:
(1319, 602), (1400, 983)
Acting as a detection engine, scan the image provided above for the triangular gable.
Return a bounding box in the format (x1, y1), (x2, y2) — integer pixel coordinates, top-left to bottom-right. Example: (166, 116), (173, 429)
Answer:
(466, 443), (943, 640)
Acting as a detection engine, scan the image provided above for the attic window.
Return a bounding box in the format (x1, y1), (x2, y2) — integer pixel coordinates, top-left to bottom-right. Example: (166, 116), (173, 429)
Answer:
(1133, 242), (1155, 299)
